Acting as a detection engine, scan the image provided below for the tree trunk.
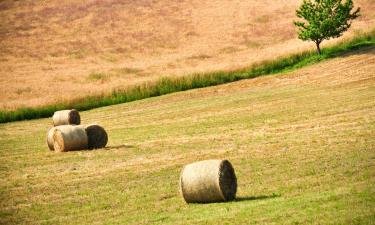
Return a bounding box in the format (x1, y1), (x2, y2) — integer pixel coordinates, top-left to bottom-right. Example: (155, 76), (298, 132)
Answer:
(316, 41), (321, 55)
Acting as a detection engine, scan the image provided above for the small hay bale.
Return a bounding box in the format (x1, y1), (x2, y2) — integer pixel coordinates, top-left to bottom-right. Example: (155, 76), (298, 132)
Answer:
(84, 124), (108, 149)
(53, 125), (88, 152)
(179, 159), (237, 203)
(46, 127), (57, 150)
(52, 109), (80, 126)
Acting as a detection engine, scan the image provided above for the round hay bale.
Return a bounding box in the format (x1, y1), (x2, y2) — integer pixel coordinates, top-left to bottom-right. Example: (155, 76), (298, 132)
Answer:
(52, 109), (80, 126)
(46, 127), (57, 150)
(179, 159), (237, 203)
(53, 125), (88, 152)
(84, 124), (108, 149)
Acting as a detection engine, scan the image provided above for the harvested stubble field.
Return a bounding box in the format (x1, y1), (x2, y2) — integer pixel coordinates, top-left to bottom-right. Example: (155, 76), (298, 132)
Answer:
(0, 46), (374, 224)
(0, 0), (375, 110)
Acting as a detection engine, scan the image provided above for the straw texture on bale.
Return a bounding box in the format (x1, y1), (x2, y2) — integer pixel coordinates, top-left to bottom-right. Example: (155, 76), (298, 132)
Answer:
(53, 125), (88, 152)
(52, 109), (80, 126)
(46, 127), (58, 150)
(180, 159), (237, 203)
(84, 124), (108, 149)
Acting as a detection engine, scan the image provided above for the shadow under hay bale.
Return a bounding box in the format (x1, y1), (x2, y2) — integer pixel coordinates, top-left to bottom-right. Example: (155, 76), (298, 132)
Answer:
(53, 125), (88, 152)
(180, 159), (237, 203)
(85, 124), (108, 149)
(235, 193), (281, 202)
(52, 109), (80, 126)
(104, 144), (134, 150)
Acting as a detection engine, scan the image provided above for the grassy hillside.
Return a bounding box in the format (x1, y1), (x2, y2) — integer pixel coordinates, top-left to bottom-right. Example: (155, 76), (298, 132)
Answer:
(0, 46), (374, 224)
(0, 0), (374, 110)
(1, 31), (374, 123)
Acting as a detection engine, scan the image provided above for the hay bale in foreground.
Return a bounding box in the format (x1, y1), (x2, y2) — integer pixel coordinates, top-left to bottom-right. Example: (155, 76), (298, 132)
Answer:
(53, 125), (88, 152)
(52, 109), (80, 126)
(84, 124), (108, 149)
(46, 127), (57, 150)
(180, 159), (237, 203)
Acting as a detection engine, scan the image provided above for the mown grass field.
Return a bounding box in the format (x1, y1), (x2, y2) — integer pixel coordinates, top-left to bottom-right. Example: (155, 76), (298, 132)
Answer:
(1, 46), (374, 224)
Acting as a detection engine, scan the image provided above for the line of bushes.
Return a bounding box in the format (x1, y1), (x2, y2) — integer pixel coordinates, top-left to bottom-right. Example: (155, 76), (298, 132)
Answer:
(1, 30), (374, 123)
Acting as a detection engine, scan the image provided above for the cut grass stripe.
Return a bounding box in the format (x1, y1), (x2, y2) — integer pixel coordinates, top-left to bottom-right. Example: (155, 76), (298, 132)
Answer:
(1, 30), (374, 123)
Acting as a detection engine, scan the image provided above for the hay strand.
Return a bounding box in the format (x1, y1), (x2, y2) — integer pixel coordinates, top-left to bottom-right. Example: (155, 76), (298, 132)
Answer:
(84, 124), (108, 149)
(52, 125), (88, 152)
(180, 159), (237, 203)
(52, 109), (80, 126)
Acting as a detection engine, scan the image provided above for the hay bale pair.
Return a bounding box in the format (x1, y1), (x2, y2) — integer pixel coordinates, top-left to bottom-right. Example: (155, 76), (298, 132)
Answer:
(47, 110), (108, 152)
(47, 125), (108, 152)
(180, 159), (237, 203)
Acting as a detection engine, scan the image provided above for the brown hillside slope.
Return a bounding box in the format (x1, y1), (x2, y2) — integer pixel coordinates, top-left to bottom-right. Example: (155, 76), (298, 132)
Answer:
(0, 0), (374, 110)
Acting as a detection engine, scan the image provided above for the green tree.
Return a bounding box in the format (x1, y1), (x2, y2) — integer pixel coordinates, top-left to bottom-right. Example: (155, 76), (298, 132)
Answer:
(294, 0), (360, 54)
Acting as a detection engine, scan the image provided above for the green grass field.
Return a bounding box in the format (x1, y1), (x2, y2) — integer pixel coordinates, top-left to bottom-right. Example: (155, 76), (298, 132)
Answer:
(0, 47), (374, 224)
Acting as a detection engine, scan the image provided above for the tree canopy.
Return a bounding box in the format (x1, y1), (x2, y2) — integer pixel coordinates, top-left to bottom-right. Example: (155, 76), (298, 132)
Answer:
(294, 0), (360, 54)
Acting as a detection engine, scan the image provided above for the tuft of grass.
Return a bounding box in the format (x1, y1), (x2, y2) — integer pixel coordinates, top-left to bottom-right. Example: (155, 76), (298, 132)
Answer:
(187, 54), (212, 60)
(1, 29), (374, 123)
(87, 72), (111, 82)
(15, 87), (32, 95)
(113, 67), (143, 76)
(244, 40), (262, 48)
(68, 49), (86, 59)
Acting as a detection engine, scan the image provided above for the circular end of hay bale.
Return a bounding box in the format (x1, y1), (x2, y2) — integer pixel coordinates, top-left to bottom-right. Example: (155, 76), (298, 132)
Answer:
(85, 124), (108, 149)
(52, 125), (88, 152)
(52, 129), (65, 152)
(52, 112), (59, 126)
(68, 109), (80, 125)
(46, 127), (57, 151)
(218, 160), (237, 201)
(52, 109), (81, 126)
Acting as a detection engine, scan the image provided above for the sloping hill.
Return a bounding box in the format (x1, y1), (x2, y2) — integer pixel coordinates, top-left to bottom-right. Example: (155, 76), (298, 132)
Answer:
(0, 0), (374, 110)
(0, 46), (374, 224)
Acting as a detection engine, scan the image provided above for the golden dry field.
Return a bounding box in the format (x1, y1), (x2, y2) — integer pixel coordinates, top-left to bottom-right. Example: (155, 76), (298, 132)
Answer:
(0, 0), (374, 110)
(0, 46), (374, 224)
